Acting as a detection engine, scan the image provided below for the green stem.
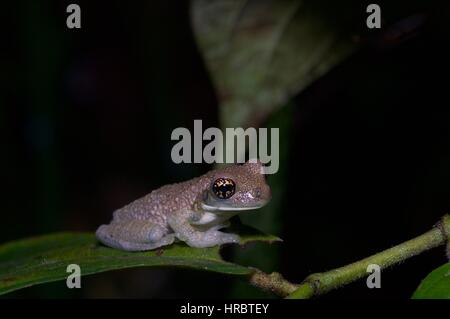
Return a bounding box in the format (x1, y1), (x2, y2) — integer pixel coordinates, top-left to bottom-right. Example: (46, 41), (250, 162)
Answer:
(248, 270), (299, 297)
(288, 214), (449, 299)
(248, 214), (450, 299)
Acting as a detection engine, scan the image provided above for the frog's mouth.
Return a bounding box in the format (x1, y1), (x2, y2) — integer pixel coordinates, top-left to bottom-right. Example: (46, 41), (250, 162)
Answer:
(200, 191), (268, 213)
(200, 191), (269, 215)
(200, 202), (266, 212)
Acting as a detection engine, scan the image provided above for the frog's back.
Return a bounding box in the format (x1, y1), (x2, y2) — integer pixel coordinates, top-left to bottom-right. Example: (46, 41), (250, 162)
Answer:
(112, 175), (210, 226)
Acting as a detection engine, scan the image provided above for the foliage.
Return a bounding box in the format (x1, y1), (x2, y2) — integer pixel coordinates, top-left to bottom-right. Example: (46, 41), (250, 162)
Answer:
(412, 263), (450, 299)
(191, 0), (357, 128)
(0, 223), (280, 296)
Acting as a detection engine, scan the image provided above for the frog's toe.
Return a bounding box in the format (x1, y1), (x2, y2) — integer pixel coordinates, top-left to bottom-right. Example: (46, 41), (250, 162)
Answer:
(220, 233), (240, 244)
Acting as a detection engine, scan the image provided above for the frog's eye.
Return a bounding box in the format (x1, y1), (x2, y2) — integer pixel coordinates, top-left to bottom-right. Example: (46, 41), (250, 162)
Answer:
(212, 178), (236, 199)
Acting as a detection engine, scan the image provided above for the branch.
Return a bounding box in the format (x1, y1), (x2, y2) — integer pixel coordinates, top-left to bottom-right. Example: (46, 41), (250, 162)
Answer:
(248, 270), (299, 297)
(247, 214), (450, 298)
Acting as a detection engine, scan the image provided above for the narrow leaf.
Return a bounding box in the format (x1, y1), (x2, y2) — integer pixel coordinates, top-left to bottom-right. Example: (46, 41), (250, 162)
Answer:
(0, 224), (278, 295)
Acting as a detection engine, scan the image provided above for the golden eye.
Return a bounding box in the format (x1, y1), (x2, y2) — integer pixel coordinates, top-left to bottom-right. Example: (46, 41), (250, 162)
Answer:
(212, 178), (236, 199)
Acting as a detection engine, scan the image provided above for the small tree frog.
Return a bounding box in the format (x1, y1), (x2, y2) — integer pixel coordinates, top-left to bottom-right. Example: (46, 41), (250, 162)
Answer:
(96, 161), (271, 251)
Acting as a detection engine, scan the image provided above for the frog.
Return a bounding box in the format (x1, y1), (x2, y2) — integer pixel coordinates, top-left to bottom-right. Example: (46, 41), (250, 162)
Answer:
(96, 160), (271, 251)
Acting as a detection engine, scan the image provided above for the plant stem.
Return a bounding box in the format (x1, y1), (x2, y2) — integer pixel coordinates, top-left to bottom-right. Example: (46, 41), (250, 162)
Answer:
(248, 214), (450, 299)
(248, 270), (299, 297)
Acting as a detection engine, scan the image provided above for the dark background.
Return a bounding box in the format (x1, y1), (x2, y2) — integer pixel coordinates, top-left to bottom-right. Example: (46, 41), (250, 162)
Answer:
(2, 1), (450, 298)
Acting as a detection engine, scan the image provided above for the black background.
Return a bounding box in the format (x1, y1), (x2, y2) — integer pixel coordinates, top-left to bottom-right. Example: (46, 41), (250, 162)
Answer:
(2, 0), (450, 298)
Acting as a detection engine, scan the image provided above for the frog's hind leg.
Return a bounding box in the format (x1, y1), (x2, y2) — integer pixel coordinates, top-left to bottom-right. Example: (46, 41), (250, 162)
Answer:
(96, 220), (175, 251)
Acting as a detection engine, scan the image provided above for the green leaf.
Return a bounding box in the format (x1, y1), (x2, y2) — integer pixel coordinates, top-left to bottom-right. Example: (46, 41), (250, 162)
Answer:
(191, 0), (358, 128)
(228, 217), (282, 245)
(412, 263), (450, 299)
(0, 225), (279, 295)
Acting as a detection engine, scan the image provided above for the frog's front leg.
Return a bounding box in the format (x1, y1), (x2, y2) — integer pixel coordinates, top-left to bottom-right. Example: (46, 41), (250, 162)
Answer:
(168, 210), (240, 248)
(96, 219), (175, 251)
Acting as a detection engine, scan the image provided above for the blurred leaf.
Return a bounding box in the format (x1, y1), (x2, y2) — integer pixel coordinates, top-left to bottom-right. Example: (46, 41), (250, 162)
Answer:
(0, 225), (277, 295)
(191, 0), (358, 128)
(412, 263), (450, 299)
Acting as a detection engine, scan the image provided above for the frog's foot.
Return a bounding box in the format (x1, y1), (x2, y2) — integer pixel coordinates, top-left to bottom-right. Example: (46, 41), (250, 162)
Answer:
(176, 228), (240, 248)
(96, 220), (175, 251)
(168, 212), (240, 248)
(197, 229), (240, 248)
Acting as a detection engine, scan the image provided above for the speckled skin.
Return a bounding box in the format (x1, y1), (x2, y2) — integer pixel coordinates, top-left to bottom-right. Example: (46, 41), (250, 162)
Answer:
(96, 161), (271, 251)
